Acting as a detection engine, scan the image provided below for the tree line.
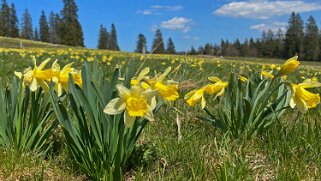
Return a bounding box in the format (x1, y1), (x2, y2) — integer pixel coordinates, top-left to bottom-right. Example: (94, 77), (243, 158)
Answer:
(188, 12), (321, 61)
(0, 0), (84, 46)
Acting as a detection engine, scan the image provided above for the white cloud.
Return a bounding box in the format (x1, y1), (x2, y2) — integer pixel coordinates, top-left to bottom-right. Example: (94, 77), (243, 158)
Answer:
(250, 21), (287, 32)
(214, 1), (321, 19)
(151, 5), (183, 11)
(183, 36), (200, 41)
(137, 5), (183, 15)
(161, 17), (193, 32)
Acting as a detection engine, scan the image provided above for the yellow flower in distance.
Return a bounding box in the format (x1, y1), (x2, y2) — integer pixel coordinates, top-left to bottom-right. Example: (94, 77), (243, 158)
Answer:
(261, 70), (274, 79)
(238, 76), (248, 82)
(277, 56), (300, 77)
(205, 76), (229, 98)
(14, 57), (52, 91)
(185, 87), (206, 109)
(290, 79), (321, 112)
(146, 67), (179, 102)
(104, 85), (156, 127)
(51, 61), (82, 96)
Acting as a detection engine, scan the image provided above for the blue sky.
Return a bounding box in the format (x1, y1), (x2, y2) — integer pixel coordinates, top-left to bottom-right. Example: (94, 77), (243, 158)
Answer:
(8, 0), (321, 52)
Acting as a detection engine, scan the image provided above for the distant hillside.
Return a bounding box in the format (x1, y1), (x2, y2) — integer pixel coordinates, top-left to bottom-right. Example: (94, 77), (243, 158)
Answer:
(0, 36), (69, 48)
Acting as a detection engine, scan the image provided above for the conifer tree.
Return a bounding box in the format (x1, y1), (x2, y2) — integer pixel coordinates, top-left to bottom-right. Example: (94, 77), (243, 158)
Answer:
(20, 8), (33, 40)
(97, 25), (108, 49)
(151, 29), (165, 54)
(39, 10), (50, 42)
(275, 29), (285, 57)
(303, 16), (319, 61)
(0, 0), (10, 36)
(34, 27), (40, 41)
(166, 38), (176, 54)
(189, 46), (197, 55)
(135, 33), (147, 53)
(9, 3), (18, 37)
(49, 12), (61, 44)
(60, 0), (84, 46)
(284, 12), (304, 58)
(107, 23), (120, 50)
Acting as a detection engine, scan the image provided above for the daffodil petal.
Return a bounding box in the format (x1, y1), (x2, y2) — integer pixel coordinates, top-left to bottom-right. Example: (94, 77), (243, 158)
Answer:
(38, 58), (51, 70)
(124, 111), (136, 127)
(116, 84), (130, 99)
(104, 98), (126, 115)
(30, 78), (38, 91)
(144, 106), (155, 122)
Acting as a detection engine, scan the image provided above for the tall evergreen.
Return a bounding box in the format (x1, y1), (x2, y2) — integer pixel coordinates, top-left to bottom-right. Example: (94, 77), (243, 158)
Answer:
(276, 29), (285, 57)
(189, 46), (197, 55)
(20, 8), (33, 40)
(303, 16), (319, 61)
(166, 38), (176, 54)
(284, 12), (304, 58)
(135, 33), (147, 53)
(49, 12), (61, 44)
(0, 0), (10, 36)
(39, 10), (50, 42)
(107, 23), (120, 50)
(9, 3), (18, 37)
(151, 29), (165, 54)
(60, 0), (84, 46)
(97, 25), (108, 49)
(34, 27), (40, 41)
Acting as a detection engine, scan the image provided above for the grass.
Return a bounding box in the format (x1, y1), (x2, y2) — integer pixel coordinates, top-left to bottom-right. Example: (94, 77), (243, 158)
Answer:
(0, 36), (69, 48)
(0, 37), (321, 180)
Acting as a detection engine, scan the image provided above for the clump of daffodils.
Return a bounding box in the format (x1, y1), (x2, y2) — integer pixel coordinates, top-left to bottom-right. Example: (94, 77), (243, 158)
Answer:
(184, 76), (228, 109)
(104, 67), (179, 127)
(14, 56), (82, 96)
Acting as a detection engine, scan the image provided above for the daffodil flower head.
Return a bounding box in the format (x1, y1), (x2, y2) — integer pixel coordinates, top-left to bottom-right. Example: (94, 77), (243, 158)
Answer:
(238, 76), (248, 82)
(185, 87), (206, 109)
(14, 56), (52, 91)
(261, 70), (274, 79)
(147, 67), (179, 102)
(290, 79), (321, 112)
(277, 56), (300, 77)
(205, 76), (229, 96)
(51, 61), (82, 96)
(130, 67), (150, 86)
(104, 84), (156, 127)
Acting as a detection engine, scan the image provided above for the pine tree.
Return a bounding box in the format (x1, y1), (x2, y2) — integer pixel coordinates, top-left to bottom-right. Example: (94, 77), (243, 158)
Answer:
(20, 8), (33, 40)
(0, 0), (10, 36)
(60, 0), (84, 46)
(9, 3), (18, 37)
(39, 10), (49, 42)
(166, 38), (176, 54)
(97, 25), (108, 49)
(284, 12), (304, 58)
(107, 23), (120, 50)
(276, 29), (285, 57)
(34, 27), (40, 41)
(151, 29), (165, 54)
(135, 33), (147, 53)
(303, 16), (319, 61)
(189, 46), (197, 55)
(49, 12), (61, 44)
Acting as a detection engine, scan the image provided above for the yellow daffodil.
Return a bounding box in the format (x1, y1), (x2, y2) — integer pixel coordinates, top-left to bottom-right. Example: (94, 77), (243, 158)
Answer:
(238, 76), (248, 82)
(130, 67), (150, 86)
(146, 67), (179, 102)
(14, 56), (52, 91)
(277, 56), (300, 77)
(51, 61), (82, 96)
(205, 76), (229, 97)
(261, 70), (274, 79)
(185, 87), (206, 109)
(290, 79), (321, 112)
(104, 85), (156, 127)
